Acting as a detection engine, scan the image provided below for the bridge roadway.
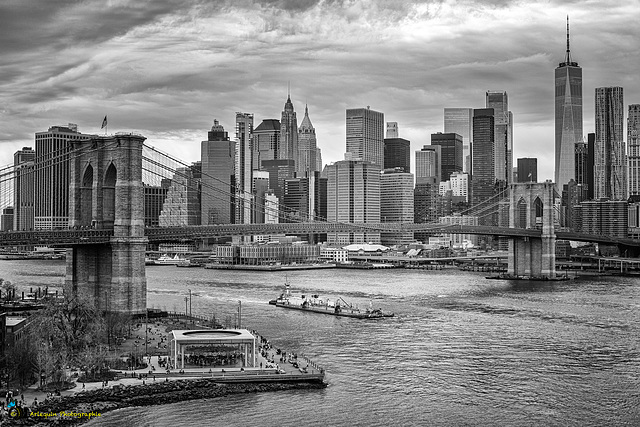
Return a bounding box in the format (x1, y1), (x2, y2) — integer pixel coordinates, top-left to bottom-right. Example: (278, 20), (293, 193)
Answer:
(1, 223), (639, 247)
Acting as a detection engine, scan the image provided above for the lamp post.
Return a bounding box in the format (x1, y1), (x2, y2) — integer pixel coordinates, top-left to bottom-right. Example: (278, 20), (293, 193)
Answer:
(188, 289), (192, 323)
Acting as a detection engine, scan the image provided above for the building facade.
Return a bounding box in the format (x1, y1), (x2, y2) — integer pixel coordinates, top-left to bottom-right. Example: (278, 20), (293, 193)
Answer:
(415, 145), (441, 186)
(516, 158), (537, 183)
(444, 108), (473, 173)
(280, 96), (300, 175)
(431, 132), (463, 182)
(325, 160), (381, 245)
(144, 181), (170, 227)
(594, 87), (625, 200)
(554, 19), (583, 192)
(384, 137), (411, 173)
(628, 104), (640, 197)
(159, 167), (201, 226)
(298, 105), (318, 175)
(380, 168), (414, 246)
(13, 147), (35, 231)
(201, 120), (235, 224)
(486, 91), (513, 185)
(471, 108), (496, 209)
(251, 119), (280, 171)
(235, 113), (254, 224)
(346, 107), (385, 167)
(34, 124), (92, 229)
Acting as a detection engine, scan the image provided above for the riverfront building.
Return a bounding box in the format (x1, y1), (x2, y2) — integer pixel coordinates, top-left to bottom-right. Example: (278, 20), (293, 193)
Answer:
(13, 147), (35, 231)
(159, 167), (201, 226)
(380, 168), (414, 246)
(594, 87), (626, 200)
(628, 104), (640, 197)
(144, 181), (170, 227)
(201, 120), (235, 224)
(346, 107), (385, 167)
(325, 159), (381, 245)
(34, 124), (92, 229)
(235, 113), (254, 224)
(555, 18), (583, 192)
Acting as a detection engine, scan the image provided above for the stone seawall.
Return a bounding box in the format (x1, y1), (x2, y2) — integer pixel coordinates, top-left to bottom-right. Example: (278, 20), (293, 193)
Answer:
(11, 379), (326, 425)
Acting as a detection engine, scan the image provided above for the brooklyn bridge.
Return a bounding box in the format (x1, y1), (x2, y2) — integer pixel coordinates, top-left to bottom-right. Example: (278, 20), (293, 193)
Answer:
(1, 133), (638, 315)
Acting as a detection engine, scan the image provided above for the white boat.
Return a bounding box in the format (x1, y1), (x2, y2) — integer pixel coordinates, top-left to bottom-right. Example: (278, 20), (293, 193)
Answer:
(153, 254), (187, 265)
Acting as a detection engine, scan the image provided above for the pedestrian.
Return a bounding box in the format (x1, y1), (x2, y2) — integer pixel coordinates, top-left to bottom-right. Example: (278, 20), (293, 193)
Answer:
(82, 382), (85, 390)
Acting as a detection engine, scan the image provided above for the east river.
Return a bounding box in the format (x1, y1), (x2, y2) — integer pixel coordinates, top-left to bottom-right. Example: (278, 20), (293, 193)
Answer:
(2, 260), (639, 426)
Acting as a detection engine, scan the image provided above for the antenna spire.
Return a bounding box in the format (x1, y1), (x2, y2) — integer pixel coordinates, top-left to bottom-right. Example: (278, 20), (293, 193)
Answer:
(565, 15), (572, 64)
(287, 81), (290, 99)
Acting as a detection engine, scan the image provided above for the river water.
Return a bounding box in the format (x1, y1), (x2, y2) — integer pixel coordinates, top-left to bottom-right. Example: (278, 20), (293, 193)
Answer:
(2, 261), (639, 426)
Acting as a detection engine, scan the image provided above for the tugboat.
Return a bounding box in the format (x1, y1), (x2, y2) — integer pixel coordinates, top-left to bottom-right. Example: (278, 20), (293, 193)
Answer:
(269, 283), (394, 319)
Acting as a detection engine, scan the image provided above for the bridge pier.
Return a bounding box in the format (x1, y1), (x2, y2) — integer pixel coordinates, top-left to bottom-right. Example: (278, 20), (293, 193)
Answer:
(507, 182), (556, 279)
(65, 134), (148, 315)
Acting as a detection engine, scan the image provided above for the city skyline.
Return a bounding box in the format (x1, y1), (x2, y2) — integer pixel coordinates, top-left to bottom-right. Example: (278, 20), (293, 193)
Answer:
(1, 1), (639, 182)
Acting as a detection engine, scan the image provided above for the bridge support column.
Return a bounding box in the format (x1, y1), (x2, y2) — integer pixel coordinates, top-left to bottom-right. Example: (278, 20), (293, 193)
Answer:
(507, 182), (556, 279)
(65, 134), (147, 315)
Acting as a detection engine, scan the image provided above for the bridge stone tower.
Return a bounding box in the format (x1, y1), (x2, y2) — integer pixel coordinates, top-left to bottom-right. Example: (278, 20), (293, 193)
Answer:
(65, 134), (147, 315)
(507, 182), (556, 278)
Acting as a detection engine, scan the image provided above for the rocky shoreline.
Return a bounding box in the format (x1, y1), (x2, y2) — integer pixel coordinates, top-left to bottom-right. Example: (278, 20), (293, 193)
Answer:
(10, 379), (326, 425)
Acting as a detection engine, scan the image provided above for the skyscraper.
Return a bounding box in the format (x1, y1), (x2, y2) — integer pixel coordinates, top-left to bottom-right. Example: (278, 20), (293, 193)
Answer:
(516, 158), (537, 183)
(346, 107), (384, 167)
(251, 119), (280, 170)
(415, 145), (441, 186)
(444, 108), (473, 173)
(471, 108), (496, 208)
(298, 105), (318, 175)
(384, 137), (411, 173)
(13, 147), (35, 231)
(235, 113), (254, 224)
(594, 87), (625, 200)
(628, 104), (640, 197)
(325, 159), (381, 245)
(555, 17), (583, 191)
(485, 91), (513, 184)
(280, 96), (300, 174)
(431, 133), (463, 182)
(380, 168), (414, 246)
(201, 120), (235, 224)
(159, 167), (201, 226)
(386, 122), (398, 138)
(34, 124), (92, 229)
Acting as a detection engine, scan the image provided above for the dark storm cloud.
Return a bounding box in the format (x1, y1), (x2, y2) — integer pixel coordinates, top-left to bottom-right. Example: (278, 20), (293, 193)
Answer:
(0, 0), (196, 54)
(0, 0), (639, 183)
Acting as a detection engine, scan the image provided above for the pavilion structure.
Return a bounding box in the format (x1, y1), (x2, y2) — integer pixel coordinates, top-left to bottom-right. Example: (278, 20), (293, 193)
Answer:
(168, 329), (257, 370)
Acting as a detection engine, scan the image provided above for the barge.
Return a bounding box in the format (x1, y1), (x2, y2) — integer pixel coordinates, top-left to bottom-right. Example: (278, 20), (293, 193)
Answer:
(270, 284), (394, 319)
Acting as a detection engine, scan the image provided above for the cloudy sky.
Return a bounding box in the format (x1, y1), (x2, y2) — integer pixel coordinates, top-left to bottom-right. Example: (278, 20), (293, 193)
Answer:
(1, 0), (639, 182)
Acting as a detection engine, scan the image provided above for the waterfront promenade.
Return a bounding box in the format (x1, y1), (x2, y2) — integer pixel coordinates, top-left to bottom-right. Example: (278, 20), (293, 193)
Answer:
(16, 323), (324, 411)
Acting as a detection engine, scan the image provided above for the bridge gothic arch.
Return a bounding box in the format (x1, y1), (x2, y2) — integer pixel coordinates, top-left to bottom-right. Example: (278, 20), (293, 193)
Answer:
(103, 163), (117, 228)
(507, 182), (556, 278)
(80, 164), (94, 227)
(516, 198), (527, 229)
